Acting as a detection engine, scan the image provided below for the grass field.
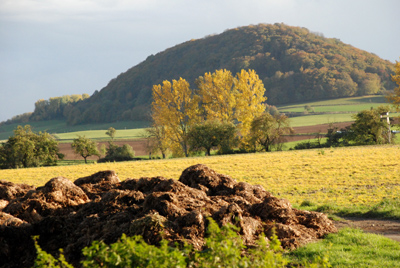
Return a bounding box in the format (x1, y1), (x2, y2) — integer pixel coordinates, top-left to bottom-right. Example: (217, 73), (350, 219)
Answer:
(288, 113), (355, 127)
(1, 144), (399, 217)
(54, 128), (147, 143)
(278, 95), (388, 112)
(290, 228), (400, 267)
(0, 120), (149, 140)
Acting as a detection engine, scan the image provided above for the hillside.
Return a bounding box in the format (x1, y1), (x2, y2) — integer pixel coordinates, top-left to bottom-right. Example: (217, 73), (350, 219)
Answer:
(6, 23), (397, 125)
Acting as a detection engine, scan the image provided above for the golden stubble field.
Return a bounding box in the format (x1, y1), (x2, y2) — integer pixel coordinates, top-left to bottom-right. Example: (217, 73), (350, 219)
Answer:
(1, 145), (399, 208)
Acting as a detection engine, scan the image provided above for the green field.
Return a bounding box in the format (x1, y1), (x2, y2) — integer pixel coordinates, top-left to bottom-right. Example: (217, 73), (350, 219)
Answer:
(278, 95), (389, 112)
(0, 120), (149, 141)
(54, 128), (147, 143)
(288, 113), (355, 127)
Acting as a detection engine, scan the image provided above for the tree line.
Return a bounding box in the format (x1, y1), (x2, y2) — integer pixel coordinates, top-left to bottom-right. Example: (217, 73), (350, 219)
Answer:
(146, 69), (293, 158)
(0, 94), (89, 126)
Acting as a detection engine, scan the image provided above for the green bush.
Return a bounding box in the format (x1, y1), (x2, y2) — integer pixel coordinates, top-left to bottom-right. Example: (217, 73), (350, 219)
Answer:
(33, 218), (329, 267)
(33, 236), (73, 268)
(98, 143), (135, 162)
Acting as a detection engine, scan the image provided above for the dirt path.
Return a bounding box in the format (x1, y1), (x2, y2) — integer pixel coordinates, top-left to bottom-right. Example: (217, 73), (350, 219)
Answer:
(334, 217), (400, 242)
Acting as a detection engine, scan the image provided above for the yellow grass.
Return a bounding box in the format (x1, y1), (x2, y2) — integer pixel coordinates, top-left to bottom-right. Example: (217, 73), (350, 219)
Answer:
(1, 145), (399, 208)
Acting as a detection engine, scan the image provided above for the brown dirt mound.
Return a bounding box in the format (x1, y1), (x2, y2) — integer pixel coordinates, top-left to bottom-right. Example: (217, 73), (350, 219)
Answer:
(0, 164), (337, 267)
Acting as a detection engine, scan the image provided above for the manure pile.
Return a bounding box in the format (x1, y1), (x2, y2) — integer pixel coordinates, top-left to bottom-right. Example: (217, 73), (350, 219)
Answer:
(0, 164), (337, 267)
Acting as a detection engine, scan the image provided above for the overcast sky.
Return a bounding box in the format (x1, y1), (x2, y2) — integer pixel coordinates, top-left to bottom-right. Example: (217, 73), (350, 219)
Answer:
(0, 0), (399, 122)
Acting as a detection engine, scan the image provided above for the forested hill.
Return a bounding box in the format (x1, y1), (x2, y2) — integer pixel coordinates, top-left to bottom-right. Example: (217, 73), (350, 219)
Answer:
(21, 23), (399, 125)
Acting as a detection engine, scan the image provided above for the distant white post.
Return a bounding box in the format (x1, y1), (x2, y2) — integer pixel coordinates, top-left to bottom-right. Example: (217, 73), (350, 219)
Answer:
(380, 112), (391, 143)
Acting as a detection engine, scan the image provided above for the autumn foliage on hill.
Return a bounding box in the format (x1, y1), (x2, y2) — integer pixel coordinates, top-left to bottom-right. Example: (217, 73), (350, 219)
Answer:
(20, 23), (397, 125)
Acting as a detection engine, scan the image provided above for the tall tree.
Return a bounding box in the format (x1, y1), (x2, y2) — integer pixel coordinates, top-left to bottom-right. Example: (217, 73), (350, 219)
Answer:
(71, 136), (100, 163)
(197, 69), (267, 141)
(197, 69), (236, 122)
(0, 125), (63, 169)
(234, 69), (267, 139)
(151, 78), (200, 157)
(387, 59), (400, 110)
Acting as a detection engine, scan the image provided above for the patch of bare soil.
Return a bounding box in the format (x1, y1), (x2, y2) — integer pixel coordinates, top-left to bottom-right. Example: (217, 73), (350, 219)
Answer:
(0, 164), (337, 267)
(334, 217), (400, 242)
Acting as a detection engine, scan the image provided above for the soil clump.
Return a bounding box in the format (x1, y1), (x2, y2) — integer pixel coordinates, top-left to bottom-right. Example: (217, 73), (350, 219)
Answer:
(0, 164), (337, 267)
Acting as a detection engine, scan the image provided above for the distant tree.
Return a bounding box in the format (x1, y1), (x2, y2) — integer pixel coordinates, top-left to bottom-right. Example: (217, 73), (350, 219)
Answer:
(187, 120), (237, 156)
(71, 136), (100, 163)
(145, 124), (170, 159)
(151, 78), (200, 157)
(325, 124), (349, 147)
(99, 143), (135, 162)
(345, 107), (391, 145)
(0, 125), (63, 169)
(249, 113), (293, 152)
(265, 105), (280, 116)
(106, 127), (116, 141)
(304, 105), (314, 113)
(387, 59), (400, 110)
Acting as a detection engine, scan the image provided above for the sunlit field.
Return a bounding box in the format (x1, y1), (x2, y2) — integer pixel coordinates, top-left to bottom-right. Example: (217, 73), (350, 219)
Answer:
(1, 145), (399, 211)
(54, 128), (147, 143)
(278, 95), (388, 112)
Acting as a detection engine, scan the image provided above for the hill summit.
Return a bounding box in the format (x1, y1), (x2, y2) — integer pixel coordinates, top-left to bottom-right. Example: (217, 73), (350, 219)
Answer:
(28, 23), (398, 125)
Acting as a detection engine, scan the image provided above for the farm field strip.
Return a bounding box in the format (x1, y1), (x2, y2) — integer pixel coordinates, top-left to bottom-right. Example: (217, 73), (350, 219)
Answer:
(288, 113), (355, 127)
(1, 145), (399, 209)
(278, 95), (387, 110)
(54, 129), (147, 141)
(281, 103), (386, 113)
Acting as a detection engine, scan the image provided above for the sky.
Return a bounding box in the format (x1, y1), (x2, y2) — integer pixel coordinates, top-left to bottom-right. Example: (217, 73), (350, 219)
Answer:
(0, 0), (399, 122)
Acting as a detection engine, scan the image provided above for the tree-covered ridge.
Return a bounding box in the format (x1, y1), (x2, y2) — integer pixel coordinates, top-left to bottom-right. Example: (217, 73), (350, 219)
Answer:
(1, 94), (90, 126)
(18, 23), (399, 125)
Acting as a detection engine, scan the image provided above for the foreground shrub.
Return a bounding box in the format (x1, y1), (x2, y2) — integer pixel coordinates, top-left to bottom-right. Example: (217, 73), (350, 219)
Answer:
(34, 219), (324, 268)
(33, 218), (330, 267)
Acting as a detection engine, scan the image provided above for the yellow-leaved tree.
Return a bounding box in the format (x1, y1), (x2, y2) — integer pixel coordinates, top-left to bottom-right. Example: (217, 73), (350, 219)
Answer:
(387, 59), (400, 110)
(151, 78), (199, 157)
(234, 69), (267, 140)
(197, 69), (236, 122)
(198, 69), (266, 146)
